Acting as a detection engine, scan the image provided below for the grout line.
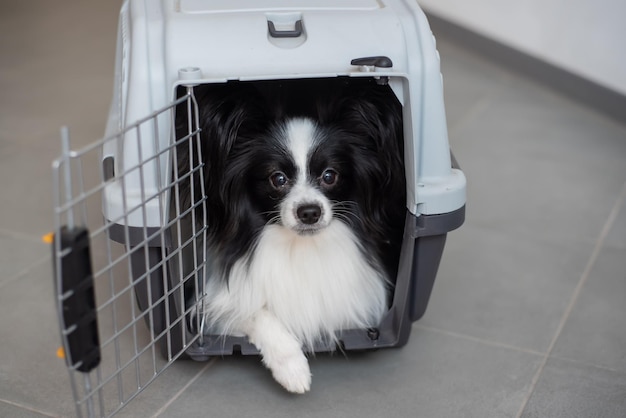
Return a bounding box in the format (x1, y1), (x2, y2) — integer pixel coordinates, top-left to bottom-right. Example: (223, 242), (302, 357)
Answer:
(0, 228), (51, 244)
(515, 180), (626, 418)
(0, 254), (51, 291)
(0, 398), (61, 418)
(548, 353), (626, 375)
(151, 358), (217, 417)
(414, 324), (545, 357)
(540, 353), (625, 376)
(0, 229), (53, 290)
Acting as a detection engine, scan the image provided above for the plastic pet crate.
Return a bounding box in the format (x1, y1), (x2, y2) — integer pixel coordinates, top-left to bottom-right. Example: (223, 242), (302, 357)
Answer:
(51, 0), (465, 416)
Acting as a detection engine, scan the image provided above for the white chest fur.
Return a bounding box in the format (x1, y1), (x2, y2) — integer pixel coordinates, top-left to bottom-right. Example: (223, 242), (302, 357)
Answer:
(203, 221), (388, 348)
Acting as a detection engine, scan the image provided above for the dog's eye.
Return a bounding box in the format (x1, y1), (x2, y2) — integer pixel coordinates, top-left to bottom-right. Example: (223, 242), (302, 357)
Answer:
(269, 171), (289, 189)
(321, 169), (338, 186)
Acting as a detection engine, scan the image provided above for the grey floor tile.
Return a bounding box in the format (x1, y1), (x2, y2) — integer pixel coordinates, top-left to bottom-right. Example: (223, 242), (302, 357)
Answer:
(89, 361), (212, 418)
(0, 260), (76, 417)
(520, 357), (626, 418)
(0, 140), (61, 238)
(422, 223), (591, 352)
(435, 38), (512, 131)
(0, 233), (48, 286)
(552, 246), (626, 373)
(0, 2), (119, 239)
(0, 0), (118, 145)
(0, 401), (55, 418)
(604, 187), (626, 250)
(0, 259), (206, 418)
(450, 79), (626, 247)
(158, 327), (541, 418)
(417, 30), (626, 357)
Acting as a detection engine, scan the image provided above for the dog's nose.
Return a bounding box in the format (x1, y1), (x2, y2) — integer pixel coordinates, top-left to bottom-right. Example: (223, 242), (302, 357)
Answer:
(296, 204), (322, 225)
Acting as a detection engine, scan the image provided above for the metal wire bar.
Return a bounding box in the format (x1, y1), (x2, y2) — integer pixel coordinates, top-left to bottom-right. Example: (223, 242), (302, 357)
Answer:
(52, 131), (83, 418)
(60, 127), (75, 229)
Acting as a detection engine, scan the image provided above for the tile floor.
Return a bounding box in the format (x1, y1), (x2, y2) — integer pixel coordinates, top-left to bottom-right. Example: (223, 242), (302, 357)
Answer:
(1, 1), (625, 417)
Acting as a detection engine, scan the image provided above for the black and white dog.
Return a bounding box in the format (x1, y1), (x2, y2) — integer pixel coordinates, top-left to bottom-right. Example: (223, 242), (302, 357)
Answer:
(177, 78), (406, 393)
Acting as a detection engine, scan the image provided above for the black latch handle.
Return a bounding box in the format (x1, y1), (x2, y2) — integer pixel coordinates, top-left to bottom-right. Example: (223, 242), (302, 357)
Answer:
(351, 56), (393, 68)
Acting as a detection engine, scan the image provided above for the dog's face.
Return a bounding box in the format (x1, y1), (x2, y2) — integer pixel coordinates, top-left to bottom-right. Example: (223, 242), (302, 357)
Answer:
(249, 118), (354, 236)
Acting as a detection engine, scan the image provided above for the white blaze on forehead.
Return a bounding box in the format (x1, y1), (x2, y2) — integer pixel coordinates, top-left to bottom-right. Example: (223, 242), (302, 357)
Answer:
(278, 118), (332, 232)
(284, 118), (316, 184)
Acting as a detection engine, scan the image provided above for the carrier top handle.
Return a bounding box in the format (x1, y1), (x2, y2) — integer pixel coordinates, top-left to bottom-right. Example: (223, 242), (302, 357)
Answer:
(267, 19), (303, 38)
(53, 127), (100, 373)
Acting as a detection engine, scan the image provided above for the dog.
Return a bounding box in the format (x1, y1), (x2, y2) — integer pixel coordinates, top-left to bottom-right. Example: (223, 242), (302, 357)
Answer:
(176, 78), (406, 393)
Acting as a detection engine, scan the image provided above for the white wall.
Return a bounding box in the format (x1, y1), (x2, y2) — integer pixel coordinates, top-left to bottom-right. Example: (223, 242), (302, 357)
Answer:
(418, 0), (626, 95)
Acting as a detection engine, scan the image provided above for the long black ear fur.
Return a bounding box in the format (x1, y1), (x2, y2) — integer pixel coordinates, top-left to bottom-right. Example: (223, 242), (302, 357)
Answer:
(315, 80), (407, 280)
(174, 82), (270, 235)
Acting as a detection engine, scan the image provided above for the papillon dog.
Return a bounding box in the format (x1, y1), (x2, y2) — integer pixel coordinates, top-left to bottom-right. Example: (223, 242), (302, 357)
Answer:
(176, 78), (406, 393)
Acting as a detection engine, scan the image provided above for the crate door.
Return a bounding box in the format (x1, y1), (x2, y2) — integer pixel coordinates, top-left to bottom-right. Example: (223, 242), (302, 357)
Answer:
(51, 90), (207, 418)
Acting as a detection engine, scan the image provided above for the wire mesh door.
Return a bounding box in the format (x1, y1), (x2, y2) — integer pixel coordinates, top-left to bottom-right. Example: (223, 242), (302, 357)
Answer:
(51, 87), (207, 418)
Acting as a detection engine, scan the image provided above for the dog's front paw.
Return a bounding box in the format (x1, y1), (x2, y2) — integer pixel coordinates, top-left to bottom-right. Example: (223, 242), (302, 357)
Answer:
(270, 351), (311, 394)
(243, 310), (312, 394)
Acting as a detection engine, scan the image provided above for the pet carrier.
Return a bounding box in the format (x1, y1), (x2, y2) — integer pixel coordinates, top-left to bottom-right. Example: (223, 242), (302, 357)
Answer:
(52, 0), (465, 415)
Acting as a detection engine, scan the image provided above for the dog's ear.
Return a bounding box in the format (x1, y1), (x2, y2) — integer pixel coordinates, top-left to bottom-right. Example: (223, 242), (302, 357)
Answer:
(328, 82), (405, 189)
(195, 83), (268, 156)
(174, 83), (270, 227)
(325, 82), (407, 275)
(353, 86), (407, 280)
(316, 81), (403, 155)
